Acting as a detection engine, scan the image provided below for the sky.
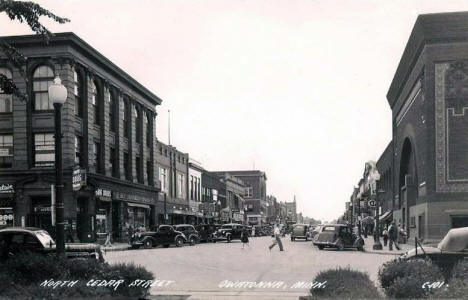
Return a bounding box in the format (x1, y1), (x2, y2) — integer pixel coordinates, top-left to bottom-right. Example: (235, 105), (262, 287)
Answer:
(3, 0), (468, 222)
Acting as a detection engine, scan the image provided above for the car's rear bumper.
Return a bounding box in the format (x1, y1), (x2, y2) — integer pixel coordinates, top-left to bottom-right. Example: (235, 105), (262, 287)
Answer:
(313, 241), (338, 247)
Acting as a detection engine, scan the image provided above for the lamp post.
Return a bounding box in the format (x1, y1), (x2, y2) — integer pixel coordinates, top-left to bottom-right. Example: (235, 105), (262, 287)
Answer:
(48, 75), (68, 256)
(163, 192), (167, 224)
(373, 188), (385, 250)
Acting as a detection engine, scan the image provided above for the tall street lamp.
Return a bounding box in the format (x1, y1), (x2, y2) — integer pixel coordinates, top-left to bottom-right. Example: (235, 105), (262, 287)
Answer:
(48, 75), (68, 255)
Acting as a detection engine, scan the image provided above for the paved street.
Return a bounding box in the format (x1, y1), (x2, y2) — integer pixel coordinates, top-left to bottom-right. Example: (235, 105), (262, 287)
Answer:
(106, 236), (400, 299)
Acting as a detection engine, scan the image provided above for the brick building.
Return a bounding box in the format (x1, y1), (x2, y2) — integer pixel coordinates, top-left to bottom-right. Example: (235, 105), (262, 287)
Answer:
(212, 170), (267, 225)
(155, 141), (191, 225)
(0, 33), (161, 242)
(212, 172), (246, 223)
(201, 170), (223, 223)
(387, 12), (468, 241)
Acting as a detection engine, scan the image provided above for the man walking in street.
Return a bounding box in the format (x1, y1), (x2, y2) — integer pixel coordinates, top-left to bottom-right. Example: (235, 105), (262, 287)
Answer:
(268, 224), (284, 251)
(388, 221), (400, 251)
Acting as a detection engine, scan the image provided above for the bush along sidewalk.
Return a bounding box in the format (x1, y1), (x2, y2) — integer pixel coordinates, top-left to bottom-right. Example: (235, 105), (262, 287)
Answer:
(378, 258), (444, 299)
(0, 251), (154, 299)
(431, 259), (468, 299)
(308, 267), (382, 299)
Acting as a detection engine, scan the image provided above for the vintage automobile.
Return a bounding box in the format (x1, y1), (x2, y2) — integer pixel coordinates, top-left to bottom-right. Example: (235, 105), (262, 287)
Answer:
(313, 224), (364, 251)
(291, 224), (311, 241)
(195, 224), (219, 242)
(214, 223), (246, 242)
(0, 227), (104, 262)
(173, 224), (200, 245)
(309, 225), (323, 240)
(130, 225), (186, 249)
(400, 227), (468, 274)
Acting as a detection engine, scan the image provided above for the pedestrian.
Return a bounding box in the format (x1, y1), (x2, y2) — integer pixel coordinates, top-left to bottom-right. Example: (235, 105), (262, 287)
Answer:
(241, 227), (250, 249)
(104, 232), (112, 247)
(65, 225), (74, 243)
(252, 226), (256, 237)
(388, 222), (400, 251)
(268, 224), (284, 251)
(382, 226), (388, 246)
(398, 225), (407, 244)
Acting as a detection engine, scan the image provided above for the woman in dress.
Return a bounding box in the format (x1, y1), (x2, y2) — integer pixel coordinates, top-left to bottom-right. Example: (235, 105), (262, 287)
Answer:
(241, 227), (250, 249)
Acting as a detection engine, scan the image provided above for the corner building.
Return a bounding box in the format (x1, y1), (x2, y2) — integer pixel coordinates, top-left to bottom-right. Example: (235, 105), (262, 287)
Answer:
(388, 12), (468, 241)
(0, 33), (161, 242)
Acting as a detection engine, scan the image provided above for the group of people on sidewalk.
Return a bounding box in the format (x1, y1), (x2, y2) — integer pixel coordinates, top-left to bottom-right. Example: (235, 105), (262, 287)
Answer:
(380, 221), (407, 251)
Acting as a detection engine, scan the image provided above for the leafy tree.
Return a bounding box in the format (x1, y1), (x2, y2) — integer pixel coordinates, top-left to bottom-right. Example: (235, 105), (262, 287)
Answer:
(0, 0), (69, 100)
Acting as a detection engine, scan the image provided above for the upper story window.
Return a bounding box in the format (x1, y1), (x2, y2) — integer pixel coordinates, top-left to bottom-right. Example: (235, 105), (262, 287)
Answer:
(124, 152), (130, 180)
(34, 133), (54, 167)
(109, 92), (116, 132)
(93, 142), (101, 173)
(245, 187), (253, 198)
(0, 68), (13, 113)
(73, 70), (83, 117)
(32, 65), (54, 111)
(90, 80), (101, 125)
(74, 135), (83, 167)
(123, 100), (130, 138)
(135, 106), (142, 144)
(146, 112), (151, 147)
(136, 155), (143, 183)
(177, 173), (186, 199)
(159, 167), (168, 193)
(146, 160), (152, 185)
(0, 134), (13, 168)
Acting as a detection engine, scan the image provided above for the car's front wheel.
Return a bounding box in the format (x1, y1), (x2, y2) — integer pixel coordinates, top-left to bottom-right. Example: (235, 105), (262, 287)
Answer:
(175, 237), (184, 247)
(317, 245), (324, 250)
(337, 240), (345, 251)
(189, 236), (197, 246)
(143, 240), (153, 249)
(226, 235), (231, 243)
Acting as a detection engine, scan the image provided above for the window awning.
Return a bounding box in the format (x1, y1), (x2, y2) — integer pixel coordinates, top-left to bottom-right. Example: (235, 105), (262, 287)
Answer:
(234, 193), (244, 201)
(379, 211), (393, 222)
(127, 203), (150, 209)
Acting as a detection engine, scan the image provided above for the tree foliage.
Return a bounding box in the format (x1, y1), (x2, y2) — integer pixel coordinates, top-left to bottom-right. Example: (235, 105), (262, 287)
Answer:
(0, 0), (70, 100)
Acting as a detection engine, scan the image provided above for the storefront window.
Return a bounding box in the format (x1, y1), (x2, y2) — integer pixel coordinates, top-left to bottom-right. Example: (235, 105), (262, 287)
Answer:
(0, 134), (13, 168)
(96, 214), (107, 234)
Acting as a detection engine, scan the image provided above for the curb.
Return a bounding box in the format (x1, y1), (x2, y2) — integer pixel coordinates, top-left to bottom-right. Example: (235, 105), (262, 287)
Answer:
(102, 246), (131, 252)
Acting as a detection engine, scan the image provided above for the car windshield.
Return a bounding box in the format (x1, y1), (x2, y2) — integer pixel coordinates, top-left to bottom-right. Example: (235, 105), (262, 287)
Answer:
(294, 225), (304, 229)
(35, 230), (55, 247)
(322, 226), (338, 232)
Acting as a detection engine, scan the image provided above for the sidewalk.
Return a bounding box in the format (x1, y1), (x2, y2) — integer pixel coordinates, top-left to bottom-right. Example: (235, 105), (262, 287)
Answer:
(102, 242), (130, 252)
(362, 236), (413, 255)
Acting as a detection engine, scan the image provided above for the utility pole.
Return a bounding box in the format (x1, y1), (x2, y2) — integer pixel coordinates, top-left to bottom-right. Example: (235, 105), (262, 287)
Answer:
(168, 109), (171, 145)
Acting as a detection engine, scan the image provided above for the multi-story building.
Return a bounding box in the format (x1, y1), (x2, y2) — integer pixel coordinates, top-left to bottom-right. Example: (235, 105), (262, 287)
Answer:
(266, 195), (278, 224)
(212, 170), (267, 225)
(201, 170), (223, 223)
(0, 33), (161, 242)
(386, 12), (468, 241)
(155, 141), (191, 225)
(212, 172), (246, 223)
(188, 158), (203, 223)
(285, 199), (297, 223)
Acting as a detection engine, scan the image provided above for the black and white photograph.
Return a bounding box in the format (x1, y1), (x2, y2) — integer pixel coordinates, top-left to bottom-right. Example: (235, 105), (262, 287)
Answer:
(2, 1), (468, 299)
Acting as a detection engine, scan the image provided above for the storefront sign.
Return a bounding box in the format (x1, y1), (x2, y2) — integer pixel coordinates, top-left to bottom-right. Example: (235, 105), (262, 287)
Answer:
(72, 168), (86, 191)
(95, 188), (112, 201)
(0, 208), (14, 227)
(0, 184), (14, 194)
(113, 191), (154, 204)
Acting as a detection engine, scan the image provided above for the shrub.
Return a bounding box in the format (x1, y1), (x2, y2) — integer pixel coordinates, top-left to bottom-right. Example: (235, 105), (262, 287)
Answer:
(450, 259), (468, 280)
(309, 267), (381, 299)
(431, 278), (468, 299)
(378, 258), (443, 298)
(0, 252), (154, 299)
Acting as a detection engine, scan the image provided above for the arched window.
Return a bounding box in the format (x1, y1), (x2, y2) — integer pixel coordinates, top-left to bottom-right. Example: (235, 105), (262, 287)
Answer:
(32, 65), (54, 110)
(91, 80), (100, 125)
(0, 67), (13, 113)
(73, 70), (83, 117)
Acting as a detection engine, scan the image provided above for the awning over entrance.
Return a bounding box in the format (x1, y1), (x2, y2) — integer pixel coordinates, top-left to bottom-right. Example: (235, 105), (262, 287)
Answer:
(127, 203), (150, 209)
(361, 216), (374, 225)
(379, 211), (393, 222)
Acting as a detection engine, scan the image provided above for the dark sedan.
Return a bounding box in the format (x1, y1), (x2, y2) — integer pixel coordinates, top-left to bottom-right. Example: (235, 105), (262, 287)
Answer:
(130, 225), (186, 249)
(313, 224), (364, 251)
(0, 227), (104, 262)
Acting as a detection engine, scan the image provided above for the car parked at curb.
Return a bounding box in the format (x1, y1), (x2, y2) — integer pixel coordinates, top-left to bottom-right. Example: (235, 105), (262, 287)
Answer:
(195, 224), (219, 242)
(400, 227), (468, 274)
(291, 224), (311, 241)
(214, 223), (246, 243)
(174, 224), (200, 245)
(313, 224), (364, 251)
(129, 225), (186, 249)
(0, 227), (104, 262)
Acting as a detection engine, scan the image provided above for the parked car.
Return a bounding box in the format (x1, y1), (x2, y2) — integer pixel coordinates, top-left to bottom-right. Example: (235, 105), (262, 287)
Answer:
(0, 227), (104, 262)
(174, 224), (200, 245)
(130, 225), (186, 249)
(214, 223), (246, 242)
(400, 227), (468, 274)
(309, 225), (323, 240)
(291, 224), (311, 241)
(196, 224), (220, 242)
(313, 224), (364, 251)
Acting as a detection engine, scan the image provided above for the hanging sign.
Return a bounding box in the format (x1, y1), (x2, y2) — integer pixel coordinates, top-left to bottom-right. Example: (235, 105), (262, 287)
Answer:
(0, 184), (14, 194)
